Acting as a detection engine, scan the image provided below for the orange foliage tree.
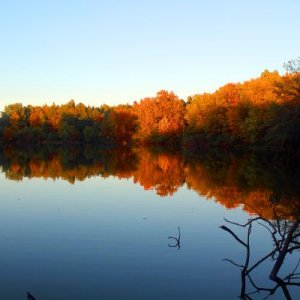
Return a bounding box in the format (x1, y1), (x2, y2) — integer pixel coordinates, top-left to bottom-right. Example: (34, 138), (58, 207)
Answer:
(135, 90), (186, 143)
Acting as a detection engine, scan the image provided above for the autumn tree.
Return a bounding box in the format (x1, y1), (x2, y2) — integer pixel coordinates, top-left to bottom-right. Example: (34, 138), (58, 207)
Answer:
(135, 90), (186, 143)
(101, 105), (138, 144)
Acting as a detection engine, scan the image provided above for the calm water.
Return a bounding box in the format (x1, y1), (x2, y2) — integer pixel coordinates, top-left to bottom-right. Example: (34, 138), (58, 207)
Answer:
(0, 146), (300, 299)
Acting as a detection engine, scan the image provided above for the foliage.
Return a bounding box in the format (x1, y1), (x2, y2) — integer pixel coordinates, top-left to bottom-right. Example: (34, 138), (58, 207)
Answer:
(185, 68), (300, 150)
(134, 90), (186, 144)
(0, 60), (300, 150)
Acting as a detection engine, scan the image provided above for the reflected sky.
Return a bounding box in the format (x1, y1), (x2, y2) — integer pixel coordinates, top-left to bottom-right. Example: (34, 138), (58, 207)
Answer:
(0, 148), (300, 299)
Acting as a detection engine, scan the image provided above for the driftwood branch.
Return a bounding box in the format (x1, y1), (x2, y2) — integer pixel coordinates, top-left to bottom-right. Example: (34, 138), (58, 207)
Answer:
(168, 226), (181, 249)
(221, 216), (300, 300)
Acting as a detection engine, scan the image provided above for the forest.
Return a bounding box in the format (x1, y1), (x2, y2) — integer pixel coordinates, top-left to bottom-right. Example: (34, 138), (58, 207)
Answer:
(0, 59), (300, 151)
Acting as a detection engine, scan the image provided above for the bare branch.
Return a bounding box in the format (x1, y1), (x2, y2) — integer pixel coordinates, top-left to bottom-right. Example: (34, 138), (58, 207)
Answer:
(220, 225), (247, 248)
(223, 258), (243, 268)
(223, 217), (260, 228)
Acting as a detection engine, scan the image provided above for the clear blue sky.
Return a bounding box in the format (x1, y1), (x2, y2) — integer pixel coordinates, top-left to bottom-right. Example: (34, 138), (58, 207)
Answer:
(0, 0), (299, 110)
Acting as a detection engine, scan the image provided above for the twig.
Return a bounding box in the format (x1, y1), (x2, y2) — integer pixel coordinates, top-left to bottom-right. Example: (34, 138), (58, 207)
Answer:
(168, 226), (181, 249)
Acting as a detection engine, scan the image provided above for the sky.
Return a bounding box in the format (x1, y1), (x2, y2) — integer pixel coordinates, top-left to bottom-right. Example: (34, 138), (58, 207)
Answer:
(0, 0), (299, 110)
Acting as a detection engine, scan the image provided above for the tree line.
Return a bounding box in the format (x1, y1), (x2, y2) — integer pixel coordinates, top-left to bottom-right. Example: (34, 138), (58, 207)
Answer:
(1, 59), (299, 150)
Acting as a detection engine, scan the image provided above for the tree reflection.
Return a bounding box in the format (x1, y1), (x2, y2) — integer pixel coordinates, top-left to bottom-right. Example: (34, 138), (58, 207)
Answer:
(221, 212), (300, 299)
(0, 146), (139, 184)
(1, 146), (300, 298)
(184, 151), (300, 220)
(0, 146), (186, 196)
(133, 148), (184, 196)
(0, 146), (300, 209)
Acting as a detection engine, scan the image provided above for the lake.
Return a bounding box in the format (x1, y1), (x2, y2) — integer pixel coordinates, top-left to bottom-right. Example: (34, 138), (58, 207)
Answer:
(0, 146), (300, 299)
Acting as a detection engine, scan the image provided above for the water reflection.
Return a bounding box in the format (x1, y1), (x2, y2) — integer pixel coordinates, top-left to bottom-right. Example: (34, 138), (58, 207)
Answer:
(27, 292), (37, 300)
(221, 214), (300, 299)
(1, 145), (300, 299)
(1, 145), (300, 219)
(168, 227), (181, 249)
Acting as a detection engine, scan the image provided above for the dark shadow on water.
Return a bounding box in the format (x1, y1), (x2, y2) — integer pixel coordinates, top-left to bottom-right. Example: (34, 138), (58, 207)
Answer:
(27, 292), (37, 300)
